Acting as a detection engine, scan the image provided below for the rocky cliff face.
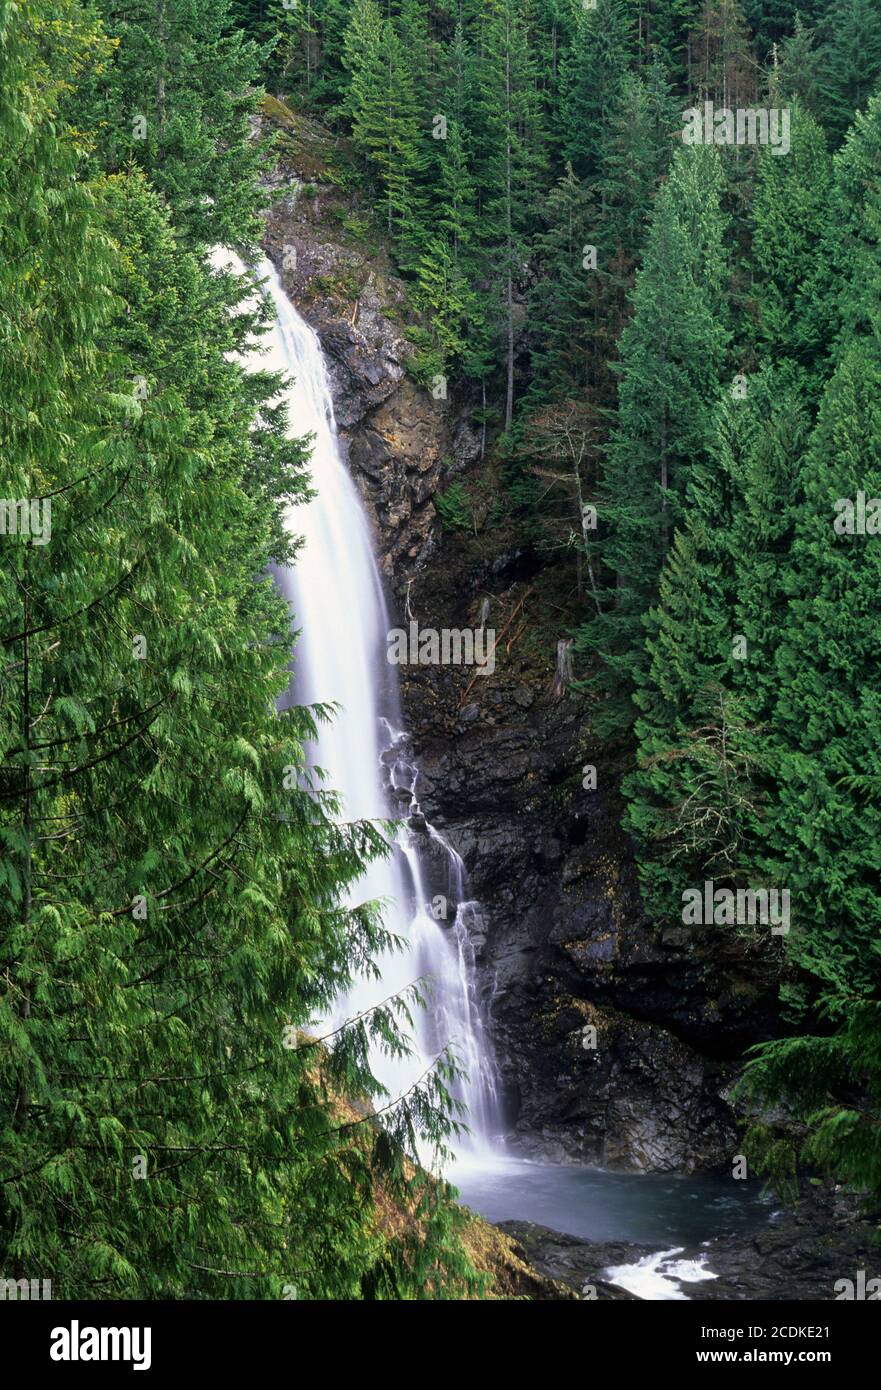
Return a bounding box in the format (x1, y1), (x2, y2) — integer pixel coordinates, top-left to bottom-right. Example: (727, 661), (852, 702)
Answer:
(262, 105), (778, 1175)
(394, 559), (778, 1173)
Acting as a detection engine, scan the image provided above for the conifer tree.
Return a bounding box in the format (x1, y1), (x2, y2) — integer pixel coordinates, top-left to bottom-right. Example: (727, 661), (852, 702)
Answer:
(816, 0), (881, 148)
(67, 0), (271, 248)
(437, 121), (479, 268)
(742, 0), (828, 56)
(413, 116), (485, 374)
(772, 12), (823, 117)
(624, 370), (809, 923)
(256, 0), (351, 107)
(739, 341), (881, 1200)
(642, 0), (703, 86)
(396, 0), (436, 132)
(687, 0), (757, 107)
(527, 163), (600, 402)
(597, 65), (680, 266)
(833, 93), (881, 347)
(793, 92), (881, 386)
(748, 103), (833, 391)
(560, 0), (635, 181)
(574, 148), (729, 735)
(470, 0), (545, 431)
(343, 0), (427, 250)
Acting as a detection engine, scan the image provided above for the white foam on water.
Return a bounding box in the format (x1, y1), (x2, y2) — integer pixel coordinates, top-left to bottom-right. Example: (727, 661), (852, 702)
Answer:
(605, 1247), (719, 1300)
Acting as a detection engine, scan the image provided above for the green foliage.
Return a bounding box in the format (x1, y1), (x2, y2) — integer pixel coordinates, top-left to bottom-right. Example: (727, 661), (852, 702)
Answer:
(816, 0), (881, 148)
(435, 482), (473, 534)
(748, 103), (833, 391)
(624, 370), (809, 924)
(559, 0), (635, 180)
(739, 1005), (881, 1201)
(342, 0), (427, 250)
(574, 147), (730, 736)
(0, 0), (481, 1300)
(469, 0), (546, 427)
(66, 0), (272, 248)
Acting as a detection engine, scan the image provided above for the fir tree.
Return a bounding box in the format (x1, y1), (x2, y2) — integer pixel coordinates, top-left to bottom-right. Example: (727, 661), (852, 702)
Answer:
(527, 162), (600, 402)
(470, 0), (545, 431)
(624, 370), (809, 924)
(641, 0), (703, 86)
(772, 11), (824, 117)
(66, 0), (271, 248)
(816, 0), (881, 148)
(574, 148), (729, 735)
(687, 0), (758, 107)
(748, 102), (833, 391)
(560, 0), (635, 181)
(343, 0), (427, 250)
(740, 342), (881, 1201)
(597, 64), (680, 266)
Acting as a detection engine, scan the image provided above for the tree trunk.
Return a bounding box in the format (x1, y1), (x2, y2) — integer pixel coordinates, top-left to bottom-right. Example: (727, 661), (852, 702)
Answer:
(552, 638), (574, 701)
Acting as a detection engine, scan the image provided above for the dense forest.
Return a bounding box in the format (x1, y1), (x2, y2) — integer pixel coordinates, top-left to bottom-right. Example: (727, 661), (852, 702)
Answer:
(2, 0), (881, 1306)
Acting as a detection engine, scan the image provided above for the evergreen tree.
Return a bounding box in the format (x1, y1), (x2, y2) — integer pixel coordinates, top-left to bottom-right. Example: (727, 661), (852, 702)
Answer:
(67, 0), (271, 248)
(527, 163), (600, 402)
(742, 0), (829, 57)
(439, 15), (477, 134)
(560, 0), (635, 181)
(740, 341), (881, 1200)
(687, 0), (757, 107)
(772, 11), (824, 117)
(529, 0), (580, 164)
(437, 120), (479, 267)
(834, 93), (881, 347)
(471, 0), (546, 431)
(792, 92), (881, 384)
(665, 139), (729, 315)
(748, 102), (833, 391)
(343, 0), (427, 249)
(575, 148), (729, 735)
(413, 115), (485, 374)
(256, 0), (352, 108)
(816, 0), (881, 148)
(640, 0), (703, 85)
(395, 0), (436, 131)
(624, 370), (809, 924)
(597, 64), (680, 265)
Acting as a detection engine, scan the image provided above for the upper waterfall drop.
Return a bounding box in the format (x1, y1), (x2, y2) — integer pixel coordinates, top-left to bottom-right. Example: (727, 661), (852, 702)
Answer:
(211, 247), (500, 1160)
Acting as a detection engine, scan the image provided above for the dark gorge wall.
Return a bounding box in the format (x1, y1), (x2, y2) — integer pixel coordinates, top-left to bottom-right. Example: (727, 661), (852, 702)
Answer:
(264, 119), (779, 1174)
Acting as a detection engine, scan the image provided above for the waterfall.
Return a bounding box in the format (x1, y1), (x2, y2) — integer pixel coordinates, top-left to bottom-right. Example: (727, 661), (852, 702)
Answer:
(211, 248), (499, 1160)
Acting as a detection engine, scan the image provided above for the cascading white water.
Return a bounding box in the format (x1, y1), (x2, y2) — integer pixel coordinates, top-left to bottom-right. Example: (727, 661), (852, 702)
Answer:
(211, 248), (499, 1158)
